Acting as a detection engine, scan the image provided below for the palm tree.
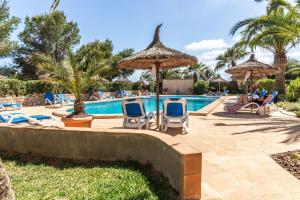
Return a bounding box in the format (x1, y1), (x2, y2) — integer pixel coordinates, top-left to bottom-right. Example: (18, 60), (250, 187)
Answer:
(254, 0), (290, 14)
(286, 58), (300, 79)
(28, 52), (107, 117)
(186, 63), (215, 81)
(159, 69), (181, 80)
(51, 0), (60, 13)
(214, 47), (250, 72)
(230, 1), (299, 94)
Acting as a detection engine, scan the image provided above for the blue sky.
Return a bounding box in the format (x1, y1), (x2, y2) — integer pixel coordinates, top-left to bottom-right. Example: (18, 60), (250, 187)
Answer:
(7, 0), (299, 80)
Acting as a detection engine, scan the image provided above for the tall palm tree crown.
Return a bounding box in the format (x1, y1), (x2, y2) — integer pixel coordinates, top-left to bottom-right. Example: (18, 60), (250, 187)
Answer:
(215, 47), (250, 72)
(51, 0), (60, 13)
(231, 0), (299, 94)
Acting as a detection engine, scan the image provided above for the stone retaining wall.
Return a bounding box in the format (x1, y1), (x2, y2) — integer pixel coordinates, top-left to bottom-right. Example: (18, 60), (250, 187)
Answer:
(0, 127), (202, 200)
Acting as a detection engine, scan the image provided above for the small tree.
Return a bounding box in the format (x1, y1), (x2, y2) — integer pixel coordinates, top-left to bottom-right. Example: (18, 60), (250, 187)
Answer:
(29, 53), (107, 117)
(0, 0), (19, 58)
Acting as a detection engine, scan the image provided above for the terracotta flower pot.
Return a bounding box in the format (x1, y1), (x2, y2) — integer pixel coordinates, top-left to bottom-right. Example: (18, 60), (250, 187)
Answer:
(61, 116), (94, 128)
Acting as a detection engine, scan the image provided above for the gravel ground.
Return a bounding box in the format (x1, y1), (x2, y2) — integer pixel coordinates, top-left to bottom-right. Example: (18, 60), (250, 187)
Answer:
(271, 150), (300, 180)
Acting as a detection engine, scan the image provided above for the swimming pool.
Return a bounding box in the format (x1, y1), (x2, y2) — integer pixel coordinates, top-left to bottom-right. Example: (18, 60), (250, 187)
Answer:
(69, 96), (219, 115)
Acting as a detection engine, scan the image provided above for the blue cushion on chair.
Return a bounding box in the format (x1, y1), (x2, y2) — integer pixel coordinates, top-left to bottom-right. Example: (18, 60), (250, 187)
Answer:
(167, 103), (183, 117)
(125, 103), (142, 117)
(30, 115), (51, 120)
(44, 92), (55, 103)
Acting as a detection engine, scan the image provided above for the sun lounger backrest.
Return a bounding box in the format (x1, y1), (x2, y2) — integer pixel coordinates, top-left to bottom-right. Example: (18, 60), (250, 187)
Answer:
(58, 94), (67, 102)
(164, 98), (187, 117)
(0, 114), (8, 123)
(122, 99), (145, 117)
(44, 92), (55, 103)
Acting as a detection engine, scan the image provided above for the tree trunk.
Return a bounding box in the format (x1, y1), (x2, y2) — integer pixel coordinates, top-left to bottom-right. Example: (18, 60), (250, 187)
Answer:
(274, 52), (287, 95)
(74, 98), (85, 114)
(0, 161), (15, 200)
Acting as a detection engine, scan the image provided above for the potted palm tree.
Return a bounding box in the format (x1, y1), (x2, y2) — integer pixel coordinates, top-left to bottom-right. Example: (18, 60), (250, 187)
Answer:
(29, 52), (108, 127)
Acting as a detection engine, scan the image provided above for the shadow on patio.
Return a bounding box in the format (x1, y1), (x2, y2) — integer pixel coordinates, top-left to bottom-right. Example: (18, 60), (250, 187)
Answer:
(214, 116), (300, 144)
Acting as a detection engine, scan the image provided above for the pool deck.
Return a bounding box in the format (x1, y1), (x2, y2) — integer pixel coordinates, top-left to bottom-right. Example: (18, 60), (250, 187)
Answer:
(3, 96), (300, 200)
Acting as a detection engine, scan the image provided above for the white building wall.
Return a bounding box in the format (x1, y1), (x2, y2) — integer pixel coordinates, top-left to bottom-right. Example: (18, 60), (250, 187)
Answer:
(162, 79), (194, 95)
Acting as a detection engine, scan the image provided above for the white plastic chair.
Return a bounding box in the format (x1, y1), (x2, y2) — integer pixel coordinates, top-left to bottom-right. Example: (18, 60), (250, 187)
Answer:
(161, 98), (189, 133)
(121, 99), (153, 129)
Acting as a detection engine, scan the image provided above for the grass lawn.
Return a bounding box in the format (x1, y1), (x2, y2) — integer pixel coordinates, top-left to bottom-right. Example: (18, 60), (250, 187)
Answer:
(0, 152), (178, 200)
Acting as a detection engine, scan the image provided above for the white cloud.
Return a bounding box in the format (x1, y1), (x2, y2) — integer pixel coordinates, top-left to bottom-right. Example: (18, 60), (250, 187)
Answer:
(287, 50), (300, 59)
(197, 49), (226, 66)
(185, 39), (228, 51)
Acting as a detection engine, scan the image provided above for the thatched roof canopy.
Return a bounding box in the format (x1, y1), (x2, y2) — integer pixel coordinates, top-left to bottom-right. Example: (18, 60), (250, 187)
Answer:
(118, 24), (198, 69)
(115, 76), (132, 83)
(226, 54), (278, 76)
(210, 77), (228, 83)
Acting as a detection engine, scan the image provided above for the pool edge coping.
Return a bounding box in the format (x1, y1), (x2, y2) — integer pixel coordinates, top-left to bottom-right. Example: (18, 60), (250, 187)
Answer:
(52, 96), (226, 119)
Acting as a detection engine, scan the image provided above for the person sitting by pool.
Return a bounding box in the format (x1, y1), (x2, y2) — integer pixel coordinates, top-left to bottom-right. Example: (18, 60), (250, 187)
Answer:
(251, 89), (268, 105)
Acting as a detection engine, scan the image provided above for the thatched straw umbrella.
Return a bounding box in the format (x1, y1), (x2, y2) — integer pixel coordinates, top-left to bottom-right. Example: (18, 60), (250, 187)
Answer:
(209, 77), (228, 92)
(118, 24), (197, 128)
(226, 54), (278, 94)
(115, 76), (132, 83)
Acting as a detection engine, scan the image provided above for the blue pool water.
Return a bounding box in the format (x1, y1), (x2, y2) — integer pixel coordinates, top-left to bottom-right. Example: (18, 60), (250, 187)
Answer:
(69, 96), (219, 115)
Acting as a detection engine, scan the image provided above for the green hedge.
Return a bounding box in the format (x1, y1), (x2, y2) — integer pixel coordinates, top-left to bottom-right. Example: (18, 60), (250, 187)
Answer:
(286, 78), (300, 101)
(256, 79), (275, 92)
(0, 79), (65, 97)
(109, 82), (133, 91)
(193, 80), (208, 95)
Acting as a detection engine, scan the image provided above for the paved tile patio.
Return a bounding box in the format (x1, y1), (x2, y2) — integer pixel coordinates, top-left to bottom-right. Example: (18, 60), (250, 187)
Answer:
(7, 97), (300, 200)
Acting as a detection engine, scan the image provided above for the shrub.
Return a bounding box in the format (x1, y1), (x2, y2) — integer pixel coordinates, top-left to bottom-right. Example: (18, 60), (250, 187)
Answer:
(24, 80), (63, 95)
(296, 111), (300, 118)
(256, 79), (275, 92)
(286, 103), (300, 112)
(286, 78), (300, 101)
(227, 81), (241, 94)
(132, 82), (143, 90)
(0, 79), (25, 97)
(193, 80), (208, 95)
(0, 79), (66, 97)
(109, 82), (133, 91)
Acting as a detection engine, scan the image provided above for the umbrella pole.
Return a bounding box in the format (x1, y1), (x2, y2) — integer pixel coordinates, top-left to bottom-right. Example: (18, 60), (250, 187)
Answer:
(218, 82), (221, 92)
(155, 63), (160, 129)
(250, 70), (253, 94)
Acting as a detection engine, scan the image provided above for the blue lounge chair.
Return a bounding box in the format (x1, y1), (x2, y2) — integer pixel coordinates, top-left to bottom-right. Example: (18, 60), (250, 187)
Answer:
(57, 93), (74, 104)
(161, 98), (189, 133)
(121, 99), (153, 129)
(0, 103), (22, 111)
(0, 113), (56, 126)
(44, 92), (62, 107)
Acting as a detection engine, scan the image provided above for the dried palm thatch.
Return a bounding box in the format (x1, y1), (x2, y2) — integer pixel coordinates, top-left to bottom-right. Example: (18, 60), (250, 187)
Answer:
(226, 54), (278, 76)
(226, 54), (278, 94)
(209, 77), (228, 83)
(115, 76), (132, 83)
(0, 160), (15, 200)
(117, 24), (197, 129)
(118, 24), (197, 69)
(231, 74), (267, 82)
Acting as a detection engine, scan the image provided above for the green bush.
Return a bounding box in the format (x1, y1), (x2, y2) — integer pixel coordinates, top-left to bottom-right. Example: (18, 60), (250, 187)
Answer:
(109, 82), (133, 91)
(0, 79), (25, 97)
(286, 103), (300, 112)
(296, 111), (300, 118)
(24, 80), (63, 95)
(0, 79), (66, 97)
(286, 78), (300, 101)
(193, 80), (208, 95)
(256, 79), (275, 92)
(132, 82), (143, 90)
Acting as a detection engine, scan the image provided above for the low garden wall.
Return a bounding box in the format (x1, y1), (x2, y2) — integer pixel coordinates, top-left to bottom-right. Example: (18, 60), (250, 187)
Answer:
(0, 126), (202, 200)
